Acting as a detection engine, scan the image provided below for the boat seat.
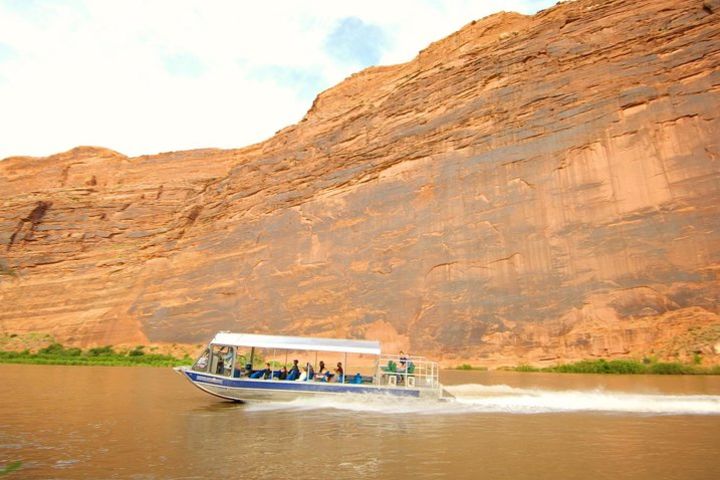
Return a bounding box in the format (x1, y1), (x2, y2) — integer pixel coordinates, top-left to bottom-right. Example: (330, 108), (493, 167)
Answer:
(249, 371), (264, 379)
(381, 360), (397, 373)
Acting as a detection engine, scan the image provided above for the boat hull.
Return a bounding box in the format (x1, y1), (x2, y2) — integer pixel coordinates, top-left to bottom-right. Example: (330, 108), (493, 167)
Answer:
(176, 367), (442, 402)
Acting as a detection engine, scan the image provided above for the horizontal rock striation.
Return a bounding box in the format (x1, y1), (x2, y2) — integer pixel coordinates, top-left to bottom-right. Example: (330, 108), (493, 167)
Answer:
(2, 0), (720, 364)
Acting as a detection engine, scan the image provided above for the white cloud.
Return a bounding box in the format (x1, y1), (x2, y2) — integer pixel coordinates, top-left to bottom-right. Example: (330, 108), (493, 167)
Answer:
(0, 0), (556, 160)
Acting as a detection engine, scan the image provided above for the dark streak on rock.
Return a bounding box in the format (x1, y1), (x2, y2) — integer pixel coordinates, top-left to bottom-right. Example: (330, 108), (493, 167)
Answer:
(6, 201), (52, 251)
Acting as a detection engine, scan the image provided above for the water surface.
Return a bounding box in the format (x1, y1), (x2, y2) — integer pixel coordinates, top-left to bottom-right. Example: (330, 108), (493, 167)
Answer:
(2, 365), (719, 479)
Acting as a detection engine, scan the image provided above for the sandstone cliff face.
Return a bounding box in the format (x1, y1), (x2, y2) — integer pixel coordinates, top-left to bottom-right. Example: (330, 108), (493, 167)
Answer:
(2, 0), (720, 364)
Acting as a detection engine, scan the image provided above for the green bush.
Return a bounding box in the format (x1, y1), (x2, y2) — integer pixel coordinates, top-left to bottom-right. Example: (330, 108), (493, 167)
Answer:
(87, 345), (115, 356)
(648, 362), (693, 375)
(0, 341), (193, 367)
(128, 347), (145, 357)
(0, 460), (22, 476)
(455, 364), (487, 371)
(38, 343), (67, 355)
(547, 359), (646, 374)
(508, 358), (720, 376)
(514, 364), (540, 372)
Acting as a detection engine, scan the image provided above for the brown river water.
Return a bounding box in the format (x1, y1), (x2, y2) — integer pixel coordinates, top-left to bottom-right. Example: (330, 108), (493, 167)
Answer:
(2, 364), (720, 479)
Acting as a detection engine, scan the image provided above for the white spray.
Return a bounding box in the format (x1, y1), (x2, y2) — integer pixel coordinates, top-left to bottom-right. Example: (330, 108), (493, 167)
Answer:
(243, 384), (720, 416)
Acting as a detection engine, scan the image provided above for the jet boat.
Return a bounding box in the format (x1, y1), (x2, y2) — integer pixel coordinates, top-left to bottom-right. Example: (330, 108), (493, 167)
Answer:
(175, 332), (451, 402)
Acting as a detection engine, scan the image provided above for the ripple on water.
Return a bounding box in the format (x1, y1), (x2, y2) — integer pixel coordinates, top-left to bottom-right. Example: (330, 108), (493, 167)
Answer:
(53, 459), (79, 469)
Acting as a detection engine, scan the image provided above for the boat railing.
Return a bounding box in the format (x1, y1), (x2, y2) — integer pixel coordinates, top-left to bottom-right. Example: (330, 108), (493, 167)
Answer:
(375, 354), (439, 390)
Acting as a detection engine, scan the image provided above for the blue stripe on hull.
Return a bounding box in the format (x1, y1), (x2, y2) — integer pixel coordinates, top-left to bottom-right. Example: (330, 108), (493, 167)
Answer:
(184, 370), (421, 398)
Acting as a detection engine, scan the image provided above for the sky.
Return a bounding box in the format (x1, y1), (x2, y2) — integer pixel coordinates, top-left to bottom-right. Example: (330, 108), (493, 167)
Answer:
(0, 0), (556, 160)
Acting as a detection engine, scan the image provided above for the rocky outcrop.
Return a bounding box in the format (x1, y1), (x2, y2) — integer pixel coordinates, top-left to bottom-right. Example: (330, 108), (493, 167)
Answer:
(1, 0), (719, 364)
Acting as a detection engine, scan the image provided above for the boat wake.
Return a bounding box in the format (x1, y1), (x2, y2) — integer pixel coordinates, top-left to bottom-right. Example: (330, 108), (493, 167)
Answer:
(243, 384), (720, 416)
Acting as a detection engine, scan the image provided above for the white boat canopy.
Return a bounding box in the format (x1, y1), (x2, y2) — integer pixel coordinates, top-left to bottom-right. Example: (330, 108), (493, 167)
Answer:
(211, 332), (382, 356)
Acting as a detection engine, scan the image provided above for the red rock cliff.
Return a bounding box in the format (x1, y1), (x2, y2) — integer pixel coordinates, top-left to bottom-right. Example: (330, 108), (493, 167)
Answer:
(2, 0), (719, 364)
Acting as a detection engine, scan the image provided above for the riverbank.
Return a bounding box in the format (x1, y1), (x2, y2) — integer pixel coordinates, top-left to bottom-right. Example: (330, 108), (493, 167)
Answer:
(490, 358), (720, 375)
(0, 343), (191, 367)
(3, 333), (718, 374)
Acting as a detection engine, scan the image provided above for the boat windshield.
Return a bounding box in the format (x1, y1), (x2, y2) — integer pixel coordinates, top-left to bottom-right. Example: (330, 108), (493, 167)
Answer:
(192, 348), (209, 372)
(192, 345), (237, 377)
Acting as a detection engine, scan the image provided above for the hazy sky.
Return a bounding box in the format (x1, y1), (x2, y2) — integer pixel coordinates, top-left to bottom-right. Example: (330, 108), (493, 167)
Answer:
(0, 0), (556, 160)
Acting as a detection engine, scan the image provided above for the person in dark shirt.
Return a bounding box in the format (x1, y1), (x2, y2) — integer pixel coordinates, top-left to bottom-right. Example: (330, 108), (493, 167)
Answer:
(262, 362), (272, 380)
(316, 360), (334, 381)
(334, 362), (344, 382)
(289, 359), (300, 379)
(216, 357), (224, 375)
(316, 360), (328, 380)
(399, 351), (408, 369)
(278, 366), (288, 380)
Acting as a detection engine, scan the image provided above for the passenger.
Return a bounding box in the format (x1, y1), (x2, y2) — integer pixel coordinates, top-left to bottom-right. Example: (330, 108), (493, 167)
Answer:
(334, 362), (344, 382)
(232, 358), (245, 378)
(278, 365), (288, 380)
(262, 362), (272, 380)
(289, 359), (300, 378)
(316, 361), (327, 380)
(399, 350), (408, 369)
(298, 365), (308, 382)
(316, 361), (334, 381)
(307, 362), (315, 380)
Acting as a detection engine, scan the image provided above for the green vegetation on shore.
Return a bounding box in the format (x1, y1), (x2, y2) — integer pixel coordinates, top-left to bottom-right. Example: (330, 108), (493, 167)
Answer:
(0, 461), (22, 476)
(507, 358), (720, 375)
(455, 364), (488, 371)
(0, 343), (191, 367)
